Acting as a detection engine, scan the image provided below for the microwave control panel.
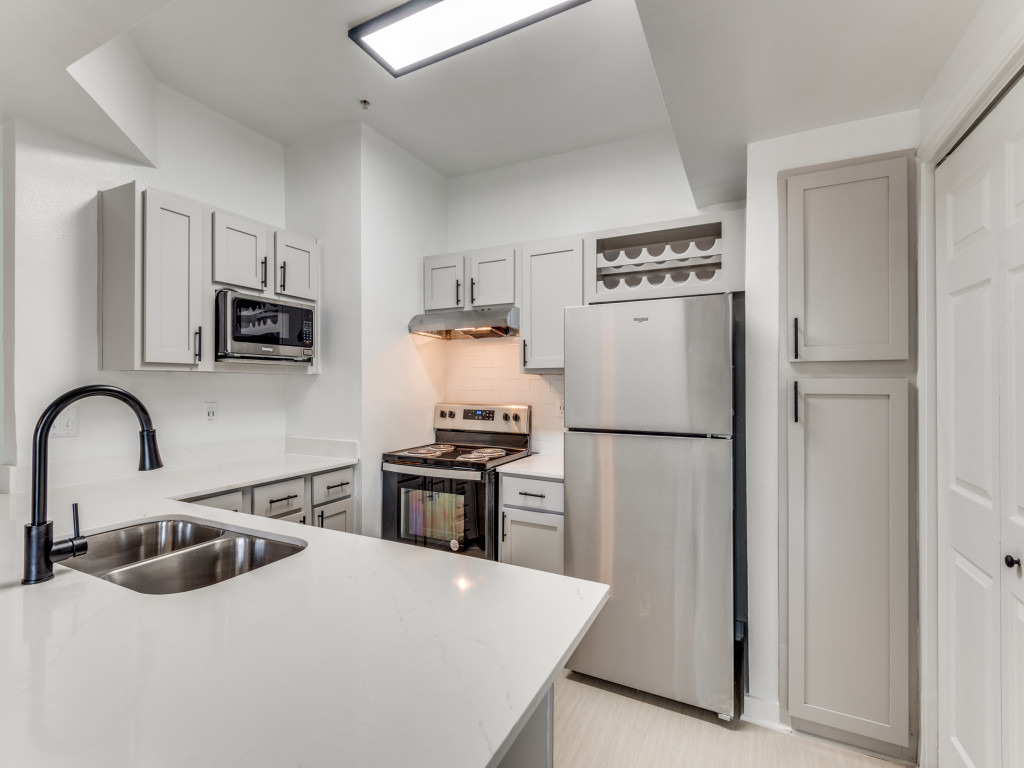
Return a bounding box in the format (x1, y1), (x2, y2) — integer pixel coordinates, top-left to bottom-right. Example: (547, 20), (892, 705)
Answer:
(301, 317), (314, 347)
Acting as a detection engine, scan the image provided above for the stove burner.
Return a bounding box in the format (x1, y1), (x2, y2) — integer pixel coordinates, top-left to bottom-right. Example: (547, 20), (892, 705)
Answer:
(404, 447), (442, 457)
(459, 448), (508, 461)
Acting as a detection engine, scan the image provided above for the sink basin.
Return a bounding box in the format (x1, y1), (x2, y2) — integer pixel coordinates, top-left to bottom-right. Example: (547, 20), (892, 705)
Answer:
(103, 535), (303, 595)
(58, 517), (305, 594)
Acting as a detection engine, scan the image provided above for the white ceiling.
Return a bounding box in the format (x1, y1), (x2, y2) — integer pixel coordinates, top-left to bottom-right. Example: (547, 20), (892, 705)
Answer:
(128, 0), (672, 178)
(634, 0), (986, 206)
(0, 0), (989, 203)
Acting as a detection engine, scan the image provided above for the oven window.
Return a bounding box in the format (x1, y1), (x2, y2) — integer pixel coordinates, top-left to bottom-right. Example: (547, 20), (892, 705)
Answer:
(232, 296), (312, 348)
(401, 488), (464, 542)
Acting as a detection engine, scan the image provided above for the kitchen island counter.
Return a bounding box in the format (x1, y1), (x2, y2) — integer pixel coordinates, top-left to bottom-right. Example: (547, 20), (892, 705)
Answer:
(0, 452), (607, 767)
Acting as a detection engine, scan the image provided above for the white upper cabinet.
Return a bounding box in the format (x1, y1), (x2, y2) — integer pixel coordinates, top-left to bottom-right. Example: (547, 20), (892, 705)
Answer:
(521, 239), (582, 370)
(143, 190), (204, 366)
(468, 247), (515, 307)
(786, 156), (909, 361)
(275, 231), (319, 301)
(212, 210), (269, 292)
(423, 253), (466, 311)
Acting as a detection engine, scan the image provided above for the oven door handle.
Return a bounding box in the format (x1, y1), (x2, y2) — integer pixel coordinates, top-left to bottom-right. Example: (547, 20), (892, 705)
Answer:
(382, 462), (484, 482)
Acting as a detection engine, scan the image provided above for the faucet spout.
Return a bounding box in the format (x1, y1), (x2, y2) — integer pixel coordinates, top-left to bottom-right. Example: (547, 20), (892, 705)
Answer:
(23, 385), (163, 584)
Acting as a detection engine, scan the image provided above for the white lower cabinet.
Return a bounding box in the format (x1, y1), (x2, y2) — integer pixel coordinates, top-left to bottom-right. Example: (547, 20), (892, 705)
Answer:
(186, 464), (356, 529)
(500, 475), (565, 574)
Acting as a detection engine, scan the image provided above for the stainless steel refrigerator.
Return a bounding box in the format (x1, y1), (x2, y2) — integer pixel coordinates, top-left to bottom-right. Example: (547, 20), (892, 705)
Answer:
(564, 293), (736, 719)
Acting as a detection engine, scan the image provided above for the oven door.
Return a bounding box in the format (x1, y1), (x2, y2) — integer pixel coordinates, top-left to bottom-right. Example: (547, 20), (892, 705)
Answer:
(381, 463), (495, 559)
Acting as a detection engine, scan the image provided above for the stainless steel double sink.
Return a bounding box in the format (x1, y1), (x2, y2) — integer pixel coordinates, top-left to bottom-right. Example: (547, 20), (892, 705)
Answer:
(59, 518), (305, 595)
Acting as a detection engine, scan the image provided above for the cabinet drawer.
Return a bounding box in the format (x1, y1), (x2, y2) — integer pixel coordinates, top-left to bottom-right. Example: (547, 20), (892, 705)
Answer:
(312, 467), (354, 506)
(253, 477), (305, 518)
(316, 498), (352, 533)
(501, 475), (564, 513)
(189, 489), (247, 514)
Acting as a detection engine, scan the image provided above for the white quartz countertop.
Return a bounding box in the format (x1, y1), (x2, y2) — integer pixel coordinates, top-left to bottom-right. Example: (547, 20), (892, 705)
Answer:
(497, 454), (564, 480)
(0, 452), (606, 768)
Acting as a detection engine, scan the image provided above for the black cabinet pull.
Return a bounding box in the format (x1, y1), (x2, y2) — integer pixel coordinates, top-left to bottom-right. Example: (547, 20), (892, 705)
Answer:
(1007, 554), (1021, 568)
(194, 326), (202, 362)
(794, 381), (799, 423)
(280, 262), (287, 293)
(519, 491), (546, 499)
(502, 511), (507, 542)
(327, 481), (350, 491)
(455, 279), (461, 306)
(301, 515), (306, 525)
(261, 256), (268, 288)
(793, 317), (799, 360)
(470, 278), (476, 304)
(319, 510), (325, 527)
(523, 339), (528, 366)
(269, 494), (298, 505)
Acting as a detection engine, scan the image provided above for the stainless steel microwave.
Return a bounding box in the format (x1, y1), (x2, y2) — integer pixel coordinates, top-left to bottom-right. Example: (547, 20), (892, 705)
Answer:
(216, 290), (315, 363)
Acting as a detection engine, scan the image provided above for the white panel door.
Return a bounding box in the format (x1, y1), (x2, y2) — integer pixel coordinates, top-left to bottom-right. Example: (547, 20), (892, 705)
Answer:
(788, 157), (910, 361)
(1000, 90), (1024, 768)
(142, 190), (202, 366)
(423, 253), (465, 310)
(275, 230), (319, 300)
(521, 239), (582, 370)
(468, 246), (515, 306)
(788, 378), (910, 746)
(936, 76), (1013, 768)
(213, 210), (268, 291)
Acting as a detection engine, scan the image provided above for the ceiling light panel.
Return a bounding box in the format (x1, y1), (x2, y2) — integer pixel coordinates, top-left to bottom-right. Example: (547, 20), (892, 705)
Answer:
(349, 0), (591, 77)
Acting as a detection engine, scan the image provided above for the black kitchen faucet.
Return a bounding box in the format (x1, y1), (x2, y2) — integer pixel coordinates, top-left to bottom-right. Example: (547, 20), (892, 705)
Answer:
(22, 385), (163, 584)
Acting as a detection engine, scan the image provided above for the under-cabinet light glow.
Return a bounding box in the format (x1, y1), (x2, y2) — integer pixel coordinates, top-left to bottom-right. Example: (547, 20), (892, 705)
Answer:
(349, 0), (591, 77)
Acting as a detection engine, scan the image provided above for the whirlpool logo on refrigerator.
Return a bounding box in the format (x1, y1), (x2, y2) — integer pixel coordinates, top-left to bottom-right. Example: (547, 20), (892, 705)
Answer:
(633, 316), (649, 324)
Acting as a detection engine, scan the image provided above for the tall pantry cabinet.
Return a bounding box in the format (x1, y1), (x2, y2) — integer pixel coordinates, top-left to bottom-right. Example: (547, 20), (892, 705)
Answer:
(780, 152), (915, 758)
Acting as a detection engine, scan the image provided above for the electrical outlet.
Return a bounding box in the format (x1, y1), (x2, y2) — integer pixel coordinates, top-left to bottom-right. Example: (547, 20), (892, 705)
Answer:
(558, 400), (565, 418)
(50, 406), (78, 438)
(205, 402), (217, 423)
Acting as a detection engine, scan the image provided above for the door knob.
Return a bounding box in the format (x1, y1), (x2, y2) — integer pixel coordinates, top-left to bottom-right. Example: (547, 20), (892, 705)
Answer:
(1006, 554), (1021, 568)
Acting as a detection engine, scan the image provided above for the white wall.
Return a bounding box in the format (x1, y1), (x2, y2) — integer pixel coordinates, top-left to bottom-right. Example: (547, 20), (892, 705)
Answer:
(359, 125), (448, 537)
(743, 109), (920, 723)
(284, 124), (363, 445)
(0, 121), (9, 465)
(447, 128), (696, 251)
(446, 339), (564, 456)
(9, 84), (288, 470)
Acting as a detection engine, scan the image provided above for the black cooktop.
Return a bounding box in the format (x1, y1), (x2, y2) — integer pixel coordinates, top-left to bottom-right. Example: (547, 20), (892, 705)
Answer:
(382, 442), (529, 470)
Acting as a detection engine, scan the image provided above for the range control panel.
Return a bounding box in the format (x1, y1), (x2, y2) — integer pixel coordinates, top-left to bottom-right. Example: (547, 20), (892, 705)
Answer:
(434, 403), (530, 434)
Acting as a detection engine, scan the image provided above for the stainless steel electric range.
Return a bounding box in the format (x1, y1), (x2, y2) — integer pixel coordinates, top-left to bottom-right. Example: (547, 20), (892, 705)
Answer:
(381, 403), (531, 560)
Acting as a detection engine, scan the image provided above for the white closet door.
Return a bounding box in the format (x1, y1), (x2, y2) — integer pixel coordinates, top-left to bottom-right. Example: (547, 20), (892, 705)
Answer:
(935, 73), (1022, 768)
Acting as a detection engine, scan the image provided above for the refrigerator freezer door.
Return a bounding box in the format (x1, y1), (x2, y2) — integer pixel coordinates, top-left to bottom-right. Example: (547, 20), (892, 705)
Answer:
(564, 430), (734, 717)
(564, 294), (733, 436)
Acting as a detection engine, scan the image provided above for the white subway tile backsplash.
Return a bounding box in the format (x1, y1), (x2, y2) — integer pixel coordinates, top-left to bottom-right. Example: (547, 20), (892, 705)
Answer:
(446, 338), (565, 455)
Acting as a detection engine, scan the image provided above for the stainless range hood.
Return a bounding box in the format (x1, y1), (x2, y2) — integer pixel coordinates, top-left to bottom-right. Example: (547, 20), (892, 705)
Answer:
(408, 305), (520, 340)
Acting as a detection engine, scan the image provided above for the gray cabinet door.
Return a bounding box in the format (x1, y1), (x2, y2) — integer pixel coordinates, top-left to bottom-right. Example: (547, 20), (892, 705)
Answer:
(213, 209), (267, 291)
(499, 507), (564, 574)
(423, 253), (465, 311)
(787, 157), (909, 361)
(274, 230), (319, 301)
(521, 238), (582, 370)
(788, 377), (910, 746)
(142, 189), (203, 366)
(468, 246), (515, 306)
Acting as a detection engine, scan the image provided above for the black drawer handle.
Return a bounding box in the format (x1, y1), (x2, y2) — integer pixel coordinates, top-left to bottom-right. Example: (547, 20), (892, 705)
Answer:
(326, 481), (350, 491)
(519, 491), (546, 499)
(269, 494), (298, 505)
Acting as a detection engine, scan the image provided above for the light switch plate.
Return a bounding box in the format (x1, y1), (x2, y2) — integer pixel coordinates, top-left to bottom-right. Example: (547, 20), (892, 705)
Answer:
(205, 402), (217, 423)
